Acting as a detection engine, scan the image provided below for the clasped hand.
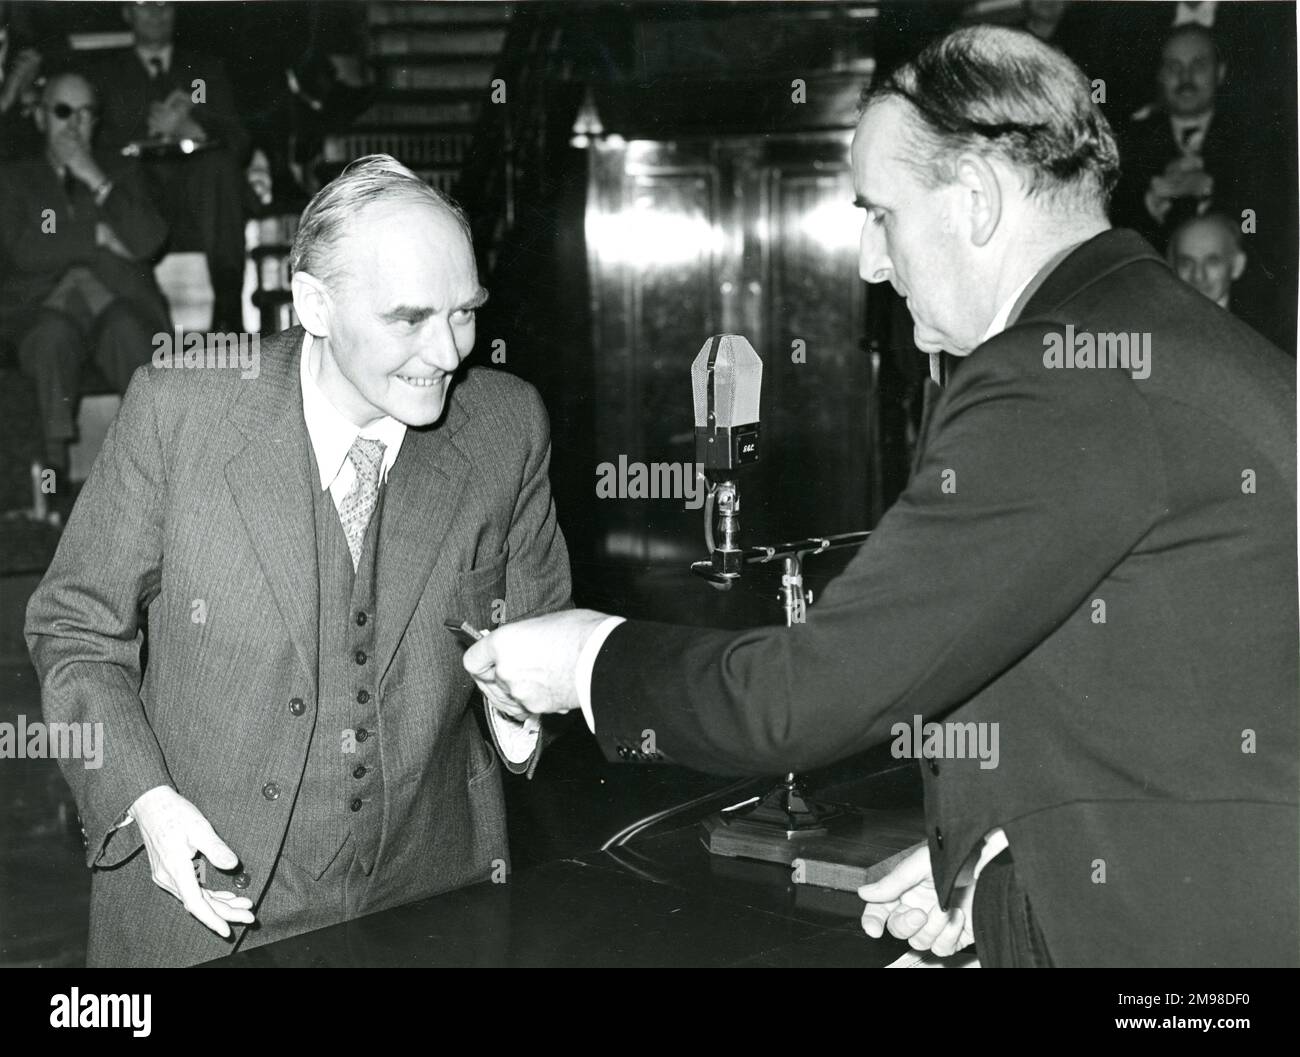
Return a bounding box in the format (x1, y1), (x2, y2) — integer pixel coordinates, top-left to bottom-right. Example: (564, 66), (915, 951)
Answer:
(147, 90), (204, 140)
(462, 609), (611, 721)
(859, 843), (975, 957)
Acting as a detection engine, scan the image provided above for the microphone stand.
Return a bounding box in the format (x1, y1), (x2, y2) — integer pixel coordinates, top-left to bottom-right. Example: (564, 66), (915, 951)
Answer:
(695, 529), (874, 860)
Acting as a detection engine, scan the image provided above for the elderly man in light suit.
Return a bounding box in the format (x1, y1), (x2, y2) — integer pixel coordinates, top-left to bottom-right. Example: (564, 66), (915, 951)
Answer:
(26, 154), (571, 967)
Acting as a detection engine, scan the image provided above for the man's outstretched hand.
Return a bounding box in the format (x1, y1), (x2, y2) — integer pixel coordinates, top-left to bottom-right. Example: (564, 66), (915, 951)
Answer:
(462, 609), (612, 721)
(859, 842), (975, 957)
(131, 786), (255, 938)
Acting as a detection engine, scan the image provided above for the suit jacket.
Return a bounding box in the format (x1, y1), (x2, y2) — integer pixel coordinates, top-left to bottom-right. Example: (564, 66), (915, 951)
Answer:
(589, 229), (1298, 967)
(1112, 105), (1295, 346)
(0, 151), (168, 340)
(25, 326), (571, 966)
(1110, 105), (1274, 251)
(86, 46), (250, 163)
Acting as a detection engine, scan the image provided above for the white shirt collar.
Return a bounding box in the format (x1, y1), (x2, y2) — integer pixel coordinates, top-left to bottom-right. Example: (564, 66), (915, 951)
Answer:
(1170, 110), (1212, 130)
(1175, 1), (1217, 27)
(136, 43), (173, 73)
(979, 272), (1038, 345)
(298, 331), (406, 491)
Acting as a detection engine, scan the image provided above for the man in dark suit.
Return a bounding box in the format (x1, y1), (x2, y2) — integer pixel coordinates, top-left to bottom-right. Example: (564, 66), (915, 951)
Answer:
(465, 26), (1297, 967)
(1112, 25), (1259, 246)
(1112, 22), (1293, 348)
(26, 155), (572, 966)
(0, 70), (168, 476)
(85, 1), (249, 330)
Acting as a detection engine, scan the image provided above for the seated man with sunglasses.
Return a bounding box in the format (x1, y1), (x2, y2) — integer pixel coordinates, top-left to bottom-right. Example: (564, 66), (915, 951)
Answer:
(0, 71), (169, 483)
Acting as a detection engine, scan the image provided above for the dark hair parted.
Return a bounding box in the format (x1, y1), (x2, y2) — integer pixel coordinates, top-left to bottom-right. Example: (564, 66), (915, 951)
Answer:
(862, 25), (1120, 212)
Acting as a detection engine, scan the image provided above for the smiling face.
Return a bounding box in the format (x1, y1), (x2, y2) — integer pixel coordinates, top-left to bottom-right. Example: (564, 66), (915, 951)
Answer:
(1158, 31), (1222, 119)
(310, 200), (485, 427)
(851, 98), (985, 356)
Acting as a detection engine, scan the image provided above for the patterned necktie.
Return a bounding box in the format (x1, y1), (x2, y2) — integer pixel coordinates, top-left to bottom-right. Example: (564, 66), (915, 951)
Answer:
(338, 437), (386, 570)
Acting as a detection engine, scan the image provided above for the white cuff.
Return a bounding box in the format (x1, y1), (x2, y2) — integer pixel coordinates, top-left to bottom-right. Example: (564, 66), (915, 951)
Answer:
(487, 706), (540, 765)
(971, 827), (1009, 883)
(575, 616), (626, 734)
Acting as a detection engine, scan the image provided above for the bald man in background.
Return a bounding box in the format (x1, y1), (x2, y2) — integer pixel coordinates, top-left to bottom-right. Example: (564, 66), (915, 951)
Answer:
(1166, 212), (1283, 347)
(0, 71), (167, 479)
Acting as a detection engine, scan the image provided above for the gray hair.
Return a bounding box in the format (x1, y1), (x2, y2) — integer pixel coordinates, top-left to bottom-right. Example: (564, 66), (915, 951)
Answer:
(289, 154), (473, 286)
(862, 25), (1120, 213)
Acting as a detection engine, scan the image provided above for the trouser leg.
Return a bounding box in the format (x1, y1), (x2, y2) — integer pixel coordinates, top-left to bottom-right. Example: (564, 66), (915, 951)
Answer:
(971, 849), (1055, 968)
(93, 299), (160, 393)
(15, 309), (86, 468)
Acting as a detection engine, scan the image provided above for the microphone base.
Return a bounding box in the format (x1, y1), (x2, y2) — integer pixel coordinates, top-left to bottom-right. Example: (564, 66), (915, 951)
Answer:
(701, 775), (845, 863)
(738, 773), (840, 835)
(738, 793), (838, 836)
(702, 793), (927, 877)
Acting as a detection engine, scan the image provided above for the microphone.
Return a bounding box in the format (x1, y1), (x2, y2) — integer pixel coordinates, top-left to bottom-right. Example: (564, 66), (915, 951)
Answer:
(690, 335), (762, 587)
(693, 334), (762, 475)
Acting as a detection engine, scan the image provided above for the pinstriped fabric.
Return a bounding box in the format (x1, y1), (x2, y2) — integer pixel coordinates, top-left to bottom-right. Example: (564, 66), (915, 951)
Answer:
(25, 327), (573, 966)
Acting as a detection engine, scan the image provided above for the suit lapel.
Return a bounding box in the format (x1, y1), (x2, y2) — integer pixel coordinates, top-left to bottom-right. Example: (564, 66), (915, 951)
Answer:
(374, 386), (473, 685)
(224, 328), (320, 685)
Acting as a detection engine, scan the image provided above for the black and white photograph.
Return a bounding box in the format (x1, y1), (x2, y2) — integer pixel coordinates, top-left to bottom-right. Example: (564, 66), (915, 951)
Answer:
(0, 0), (1295, 1007)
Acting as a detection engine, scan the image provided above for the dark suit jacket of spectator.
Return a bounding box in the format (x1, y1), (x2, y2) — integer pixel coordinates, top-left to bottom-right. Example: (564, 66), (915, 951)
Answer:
(85, 46), (250, 164)
(0, 150), (168, 340)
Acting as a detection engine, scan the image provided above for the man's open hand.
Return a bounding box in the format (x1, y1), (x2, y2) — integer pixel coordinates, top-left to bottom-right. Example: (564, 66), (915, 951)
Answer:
(131, 786), (255, 938)
(859, 842), (975, 956)
(462, 609), (611, 719)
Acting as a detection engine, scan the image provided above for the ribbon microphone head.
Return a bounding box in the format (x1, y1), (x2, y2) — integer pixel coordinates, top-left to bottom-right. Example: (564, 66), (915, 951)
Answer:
(692, 334), (762, 477)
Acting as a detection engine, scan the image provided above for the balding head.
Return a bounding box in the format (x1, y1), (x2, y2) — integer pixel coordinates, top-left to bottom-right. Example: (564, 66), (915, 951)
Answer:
(40, 71), (96, 109)
(1168, 213), (1245, 307)
(290, 153), (473, 291)
(35, 71), (98, 147)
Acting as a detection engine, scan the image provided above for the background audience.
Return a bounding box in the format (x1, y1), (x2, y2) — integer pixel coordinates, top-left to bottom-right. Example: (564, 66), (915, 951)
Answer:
(0, 70), (167, 482)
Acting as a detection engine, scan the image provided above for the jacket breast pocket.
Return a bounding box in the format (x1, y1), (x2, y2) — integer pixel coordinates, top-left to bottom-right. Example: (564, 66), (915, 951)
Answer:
(455, 554), (508, 632)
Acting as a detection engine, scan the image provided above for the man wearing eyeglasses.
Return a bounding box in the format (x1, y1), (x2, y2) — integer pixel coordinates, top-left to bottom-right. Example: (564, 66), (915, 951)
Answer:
(0, 71), (168, 481)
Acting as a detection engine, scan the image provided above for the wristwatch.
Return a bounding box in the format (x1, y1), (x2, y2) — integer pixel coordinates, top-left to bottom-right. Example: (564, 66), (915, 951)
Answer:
(91, 179), (114, 207)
